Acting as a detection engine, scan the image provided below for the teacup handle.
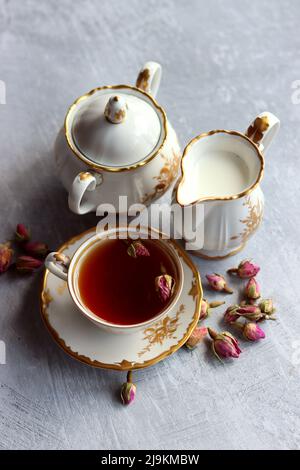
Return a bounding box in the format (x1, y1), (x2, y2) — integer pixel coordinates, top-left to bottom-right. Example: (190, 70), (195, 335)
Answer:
(136, 61), (162, 98)
(245, 111), (280, 153)
(45, 252), (71, 281)
(68, 171), (103, 214)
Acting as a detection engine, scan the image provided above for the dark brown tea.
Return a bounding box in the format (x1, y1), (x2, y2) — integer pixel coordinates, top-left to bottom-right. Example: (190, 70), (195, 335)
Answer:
(78, 238), (178, 325)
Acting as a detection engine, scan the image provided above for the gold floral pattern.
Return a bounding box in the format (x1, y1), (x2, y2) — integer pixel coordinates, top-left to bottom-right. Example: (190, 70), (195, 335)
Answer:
(188, 277), (200, 301)
(138, 304), (185, 357)
(56, 282), (68, 295)
(142, 150), (180, 204)
(239, 196), (263, 243)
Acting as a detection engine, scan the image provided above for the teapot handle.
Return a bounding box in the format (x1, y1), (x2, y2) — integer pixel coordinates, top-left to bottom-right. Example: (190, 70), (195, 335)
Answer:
(245, 112), (280, 153)
(68, 171), (103, 214)
(136, 61), (162, 98)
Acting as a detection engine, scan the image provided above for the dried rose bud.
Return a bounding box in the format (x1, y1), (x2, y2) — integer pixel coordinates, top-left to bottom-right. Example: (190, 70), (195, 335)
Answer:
(23, 241), (49, 258)
(127, 240), (150, 258)
(16, 255), (43, 273)
(224, 304), (240, 323)
(227, 259), (260, 278)
(208, 328), (241, 360)
(245, 277), (260, 302)
(200, 299), (225, 321)
(206, 273), (233, 294)
(0, 242), (13, 273)
(120, 371), (136, 405)
(236, 305), (264, 321)
(15, 224), (30, 242)
(259, 299), (275, 315)
(185, 327), (208, 350)
(155, 274), (175, 302)
(243, 322), (265, 341)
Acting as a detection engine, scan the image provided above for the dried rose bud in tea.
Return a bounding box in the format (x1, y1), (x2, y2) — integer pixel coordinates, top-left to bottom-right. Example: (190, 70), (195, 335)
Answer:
(127, 240), (150, 258)
(155, 274), (175, 303)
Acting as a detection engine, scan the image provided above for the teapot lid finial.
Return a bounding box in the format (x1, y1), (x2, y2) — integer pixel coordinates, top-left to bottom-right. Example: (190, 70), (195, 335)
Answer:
(104, 95), (127, 124)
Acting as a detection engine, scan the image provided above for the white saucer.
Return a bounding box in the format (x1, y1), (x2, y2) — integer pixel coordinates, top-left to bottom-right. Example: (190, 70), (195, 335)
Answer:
(40, 228), (202, 371)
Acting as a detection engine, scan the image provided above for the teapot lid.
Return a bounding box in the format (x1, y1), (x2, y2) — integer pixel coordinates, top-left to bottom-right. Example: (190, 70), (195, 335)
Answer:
(65, 85), (166, 170)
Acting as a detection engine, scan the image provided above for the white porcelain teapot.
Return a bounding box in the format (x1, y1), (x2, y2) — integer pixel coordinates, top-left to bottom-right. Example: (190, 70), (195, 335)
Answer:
(174, 112), (280, 259)
(54, 62), (180, 214)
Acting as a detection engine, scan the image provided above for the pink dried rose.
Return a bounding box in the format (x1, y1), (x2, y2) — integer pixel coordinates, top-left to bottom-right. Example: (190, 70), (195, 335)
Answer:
(206, 273), (233, 294)
(200, 299), (225, 321)
(15, 224), (30, 242)
(23, 241), (49, 258)
(236, 305), (264, 322)
(185, 327), (208, 350)
(244, 277), (260, 302)
(224, 304), (240, 324)
(227, 259), (260, 279)
(120, 371), (136, 405)
(259, 299), (275, 315)
(127, 240), (150, 258)
(0, 242), (13, 273)
(243, 322), (266, 341)
(155, 274), (175, 302)
(208, 327), (241, 360)
(236, 305), (275, 322)
(16, 255), (43, 273)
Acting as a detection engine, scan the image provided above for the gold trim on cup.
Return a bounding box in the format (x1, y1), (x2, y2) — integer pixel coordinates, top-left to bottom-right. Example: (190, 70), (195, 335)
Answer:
(64, 85), (168, 173)
(40, 227), (202, 371)
(176, 129), (265, 206)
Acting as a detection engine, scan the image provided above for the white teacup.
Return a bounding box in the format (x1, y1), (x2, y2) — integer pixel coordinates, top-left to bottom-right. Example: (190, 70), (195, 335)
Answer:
(45, 227), (184, 334)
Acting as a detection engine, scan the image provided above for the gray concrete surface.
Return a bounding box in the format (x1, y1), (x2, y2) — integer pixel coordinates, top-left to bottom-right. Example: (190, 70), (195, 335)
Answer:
(0, 0), (299, 450)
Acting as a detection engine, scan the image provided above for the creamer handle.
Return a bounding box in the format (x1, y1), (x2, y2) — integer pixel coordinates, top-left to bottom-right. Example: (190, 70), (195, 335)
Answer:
(245, 112), (280, 153)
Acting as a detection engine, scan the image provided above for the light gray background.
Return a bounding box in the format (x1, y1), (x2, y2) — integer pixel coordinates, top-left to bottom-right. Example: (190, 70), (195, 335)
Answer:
(0, 0), (299, 450)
